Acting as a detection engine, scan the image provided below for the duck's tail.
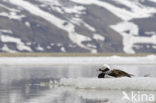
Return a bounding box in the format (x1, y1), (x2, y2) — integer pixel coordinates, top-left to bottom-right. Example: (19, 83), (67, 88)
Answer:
(128, 73), (135, 78)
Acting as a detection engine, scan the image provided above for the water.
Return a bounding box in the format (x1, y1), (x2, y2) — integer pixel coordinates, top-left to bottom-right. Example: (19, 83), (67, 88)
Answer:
(0, 64), (156, 103)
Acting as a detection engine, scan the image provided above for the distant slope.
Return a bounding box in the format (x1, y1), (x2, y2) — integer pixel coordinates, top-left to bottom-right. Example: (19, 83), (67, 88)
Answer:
(0, 0), (156, 54)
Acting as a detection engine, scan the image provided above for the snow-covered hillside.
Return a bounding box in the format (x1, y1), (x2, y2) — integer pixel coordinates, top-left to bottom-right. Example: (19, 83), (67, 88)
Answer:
(0, 0), (156, 53)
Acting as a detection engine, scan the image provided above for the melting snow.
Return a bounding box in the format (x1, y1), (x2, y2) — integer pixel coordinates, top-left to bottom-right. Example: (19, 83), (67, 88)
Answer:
(83, 23), (96, 32)
(64, 6), (86, 14)
(1, 44), (17, 53)
(0, 3), (20, 12)
(93, 34), (105, 41)
(36, 45), (44, 51)
(46, 46), (51, 49)
(60, 47), (66, 52)
(25, 21), (31, 27)
(0, 12), (25, 20)
(0, 29), (13, 34)
(149, 0), (156, 3)
(1, 35), (32, 51)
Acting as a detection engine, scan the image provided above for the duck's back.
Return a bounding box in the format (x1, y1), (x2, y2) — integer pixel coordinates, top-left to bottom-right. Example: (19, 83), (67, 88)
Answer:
(110, 69), (131, 77)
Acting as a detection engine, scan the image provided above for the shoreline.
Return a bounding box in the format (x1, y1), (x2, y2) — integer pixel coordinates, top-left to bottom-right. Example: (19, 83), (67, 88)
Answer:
(0, 55), (156, 65)
(0, 53), (155, 57)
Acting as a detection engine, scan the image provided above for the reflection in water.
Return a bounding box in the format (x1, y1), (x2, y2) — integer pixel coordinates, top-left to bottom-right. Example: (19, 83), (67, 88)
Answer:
(0, 65), (156, 103)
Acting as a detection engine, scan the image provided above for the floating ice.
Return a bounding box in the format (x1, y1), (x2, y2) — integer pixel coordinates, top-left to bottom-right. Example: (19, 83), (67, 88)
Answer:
(60, 77), (156, 91)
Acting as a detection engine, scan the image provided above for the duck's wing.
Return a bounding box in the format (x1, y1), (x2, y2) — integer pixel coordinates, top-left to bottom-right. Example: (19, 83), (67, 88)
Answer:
(111, 69), (133, 77)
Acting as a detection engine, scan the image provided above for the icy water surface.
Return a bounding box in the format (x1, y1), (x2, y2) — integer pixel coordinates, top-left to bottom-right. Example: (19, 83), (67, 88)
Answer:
(0, 64), (156, 103)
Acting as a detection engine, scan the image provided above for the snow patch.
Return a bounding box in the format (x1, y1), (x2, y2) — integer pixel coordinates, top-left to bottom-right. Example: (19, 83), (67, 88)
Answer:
(1, 35), (32, 52)
(0, 29), (13, 34)
(86, 44), (96, 48)
(111, 22), (156, 54)
(64, 6), (86, 14)
(0, 12), (25, 20)
(25, 21), (31, 27)
(1, 44), (17, 53)
(36, 45), (44, 51)
(0, 3), (20, 12)
(60, 47), (66, 52)
(149, 0), (156, 3)
(93, 34), (105, 41)
(83, 23), (96, 32)
(46, 46), (51, 49)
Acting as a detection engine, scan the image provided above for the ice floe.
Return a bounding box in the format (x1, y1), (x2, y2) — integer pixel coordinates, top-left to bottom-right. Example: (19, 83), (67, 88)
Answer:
(60, 77), (156, 91)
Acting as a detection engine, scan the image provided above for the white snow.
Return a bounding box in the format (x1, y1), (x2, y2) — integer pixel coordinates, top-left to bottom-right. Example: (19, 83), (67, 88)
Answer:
(39, 0), (62, 6)
(39, 0), (64, 14)
(36, 45), (44, 51)
(70, 0), (156, 21)
(46, 46), (51, 49)
(0, 29), (13, 34)
(0, 12), (25, 20)
(1, 44), (17, 53)
(0, 3), (20, 12)
(1, 35), (32, 51)
(86, 44), (96, 48)
(83, 23), (96, 32)
(0, 55), (156, 65)
(25, 21), (31, 27)
(9, 12), (25, 20)
(64, 6), (86, 14)
(60, 47), (66, 52)
(60, 77), (156, 90)
(93, 34), (105, 41)
(111, 22), (139, 36)
(149, 0), (156, 3)
(111, 22), (156, 54)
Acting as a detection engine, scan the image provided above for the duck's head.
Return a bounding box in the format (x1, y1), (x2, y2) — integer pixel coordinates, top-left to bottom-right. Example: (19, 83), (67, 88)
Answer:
(97, 64), (110, 73)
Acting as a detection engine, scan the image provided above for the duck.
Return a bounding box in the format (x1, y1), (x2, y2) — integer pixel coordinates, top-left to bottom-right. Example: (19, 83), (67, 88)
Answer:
(97, 64), (134, 78)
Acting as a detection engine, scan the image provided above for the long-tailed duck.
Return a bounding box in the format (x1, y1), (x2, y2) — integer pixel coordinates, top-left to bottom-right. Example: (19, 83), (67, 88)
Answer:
(97, 65), (134, 78)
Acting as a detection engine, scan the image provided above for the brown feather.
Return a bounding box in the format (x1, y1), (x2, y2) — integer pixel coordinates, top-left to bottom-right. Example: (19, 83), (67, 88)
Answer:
(109, 69), (132, 78)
